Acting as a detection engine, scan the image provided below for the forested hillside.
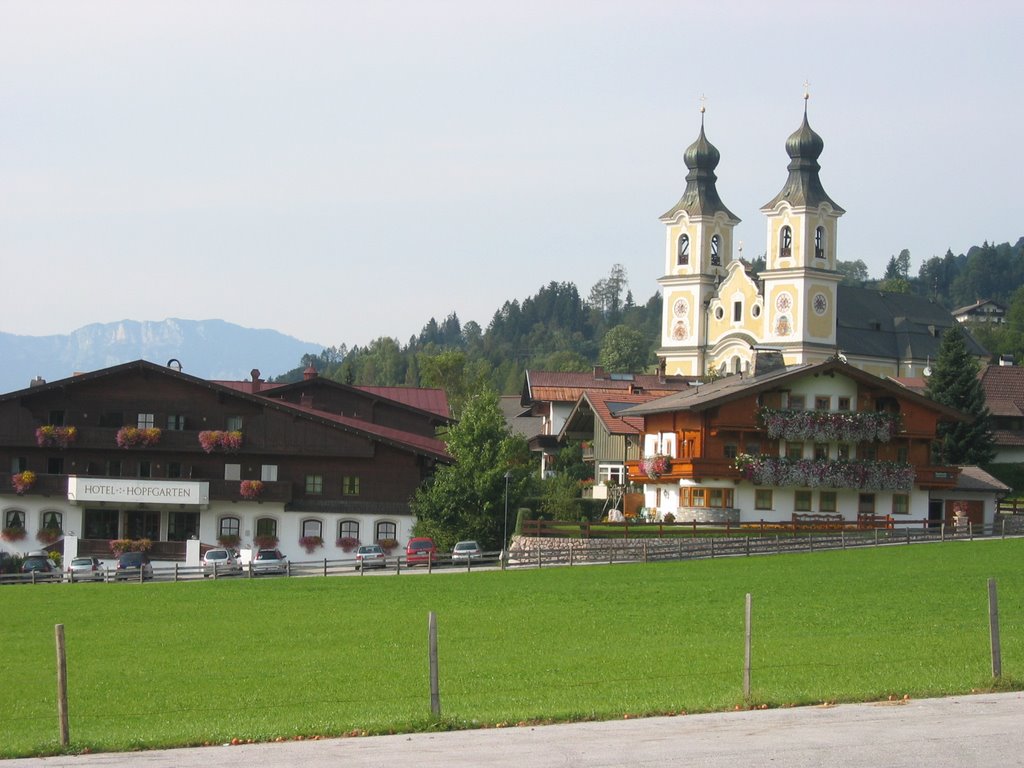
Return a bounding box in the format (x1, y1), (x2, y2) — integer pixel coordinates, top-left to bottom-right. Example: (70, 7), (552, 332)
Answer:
(277, 238), (1024, 412)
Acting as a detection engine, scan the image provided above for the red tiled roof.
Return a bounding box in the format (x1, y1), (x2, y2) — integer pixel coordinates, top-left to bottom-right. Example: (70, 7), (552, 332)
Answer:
(979, 366), (1024, 416)
(579, 391), (659, 435)
(356, 386), (451, 419)
(526, 370), (693, 401)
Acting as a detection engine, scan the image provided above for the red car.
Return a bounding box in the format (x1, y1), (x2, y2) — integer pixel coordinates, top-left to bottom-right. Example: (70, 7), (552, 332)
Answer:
(405, 537), (436, 566)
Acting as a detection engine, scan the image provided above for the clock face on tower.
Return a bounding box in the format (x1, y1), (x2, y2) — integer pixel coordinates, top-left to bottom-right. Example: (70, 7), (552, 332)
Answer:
(673, 298), (689, 318)
(813, 293), (829, 315)
(775, 293), (792, 313)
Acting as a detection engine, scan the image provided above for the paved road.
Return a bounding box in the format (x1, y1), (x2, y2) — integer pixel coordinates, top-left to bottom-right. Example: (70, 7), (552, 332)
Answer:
(7, 691), (1024, 767)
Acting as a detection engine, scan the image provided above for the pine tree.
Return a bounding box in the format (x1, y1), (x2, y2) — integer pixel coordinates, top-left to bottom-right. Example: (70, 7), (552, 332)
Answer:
(925, 323), (995, 464)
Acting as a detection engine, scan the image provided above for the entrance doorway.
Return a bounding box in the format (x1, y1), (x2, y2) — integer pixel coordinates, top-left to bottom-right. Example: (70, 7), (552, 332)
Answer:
(124, 510), (160, 540)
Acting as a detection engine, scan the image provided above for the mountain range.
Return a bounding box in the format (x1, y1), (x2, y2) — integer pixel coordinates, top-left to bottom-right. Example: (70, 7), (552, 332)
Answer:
(0, 319), (323, 393)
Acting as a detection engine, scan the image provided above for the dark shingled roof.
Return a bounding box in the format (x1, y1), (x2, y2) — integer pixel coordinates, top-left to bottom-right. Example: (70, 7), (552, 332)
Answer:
(660, 121), (740, 223)
(952, 466), (1010, 493)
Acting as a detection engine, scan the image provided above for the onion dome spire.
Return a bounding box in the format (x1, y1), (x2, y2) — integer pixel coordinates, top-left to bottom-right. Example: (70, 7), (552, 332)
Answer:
(761, 88), (844, 213)
(661, 100), (739, 223)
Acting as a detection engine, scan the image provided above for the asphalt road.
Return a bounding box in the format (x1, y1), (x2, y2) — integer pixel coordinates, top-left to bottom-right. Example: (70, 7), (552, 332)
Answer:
(6, 691), (1024, 767)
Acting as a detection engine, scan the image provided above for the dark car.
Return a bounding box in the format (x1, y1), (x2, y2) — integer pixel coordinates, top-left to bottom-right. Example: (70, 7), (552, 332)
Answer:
(115, 551), (154, 581)
(21, 553), (60, 580)
(405, 537), (437, 566)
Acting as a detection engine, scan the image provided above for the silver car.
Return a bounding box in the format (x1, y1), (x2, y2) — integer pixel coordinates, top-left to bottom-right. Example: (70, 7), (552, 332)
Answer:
(68, 556), (105, 582)
(354, 544), (386, 570)
(202, 548), (243, 577)
(451, 540), (483, 563)
(251, 548), (288, 575)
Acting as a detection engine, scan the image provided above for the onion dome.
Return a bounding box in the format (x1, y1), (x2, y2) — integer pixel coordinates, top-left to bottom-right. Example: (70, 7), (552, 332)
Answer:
(661, 113), (739, 223)
(762, 102), (844, 213)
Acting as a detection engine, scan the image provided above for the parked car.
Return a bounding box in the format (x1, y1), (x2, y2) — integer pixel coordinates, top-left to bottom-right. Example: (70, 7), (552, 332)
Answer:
(354, 544), (386, 570)
(251, 548), (288, 575)
(451, 540), (483, 563)
(202, 548), (243, 577)
(22, 552), (60, 580)
(115, 551), (153, 581)
(405, 537), (437, 566)
(68, 556), (105, 582)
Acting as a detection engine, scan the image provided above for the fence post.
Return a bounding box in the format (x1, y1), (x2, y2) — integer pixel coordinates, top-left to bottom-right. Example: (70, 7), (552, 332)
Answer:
(841, 530), (846, 550)
(874, 528), (879, 547)
(55, 624), (69, 747)
(745, 537), (750, 557)
(1002, 519), (1006, 540)
(809, 534), (814, 553)
(710, 538), (715, 559)
(906, 528), (911, 545)
(970, 522), (974, 541)
(569, 544), (574, 567)
(428, 612), (441, 717)
(643, 542), (648, 564)
(989, 578), (1002, 678)
(743, 594), (752, 702)
(941, 523), (945, 543)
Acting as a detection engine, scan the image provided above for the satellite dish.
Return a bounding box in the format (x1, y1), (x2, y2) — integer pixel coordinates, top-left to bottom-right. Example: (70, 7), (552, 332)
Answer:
(923, 366), (932, 377)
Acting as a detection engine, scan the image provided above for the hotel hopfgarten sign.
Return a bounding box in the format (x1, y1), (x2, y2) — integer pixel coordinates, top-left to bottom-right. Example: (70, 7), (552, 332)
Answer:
(67, 476), (210, 506)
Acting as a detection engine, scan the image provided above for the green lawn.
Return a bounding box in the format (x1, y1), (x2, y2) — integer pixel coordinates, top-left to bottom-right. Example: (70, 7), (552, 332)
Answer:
(3, 539), (1023, 758)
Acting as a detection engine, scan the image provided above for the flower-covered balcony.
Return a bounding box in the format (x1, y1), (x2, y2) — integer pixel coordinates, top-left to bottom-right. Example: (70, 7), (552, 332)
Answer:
(625, 454), (740, 484)
(757, 407), (900, 443)
(732, 454), (915, 491)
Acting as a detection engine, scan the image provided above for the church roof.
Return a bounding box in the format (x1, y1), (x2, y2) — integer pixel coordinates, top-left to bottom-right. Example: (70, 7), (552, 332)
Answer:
(761, 110), (844, 213)
(660, 119), (740, 222)
(835, 286), (988, 361)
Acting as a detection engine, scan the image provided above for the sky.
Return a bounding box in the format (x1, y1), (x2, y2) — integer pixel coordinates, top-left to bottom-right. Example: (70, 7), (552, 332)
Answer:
(2, 1), (1021, 350)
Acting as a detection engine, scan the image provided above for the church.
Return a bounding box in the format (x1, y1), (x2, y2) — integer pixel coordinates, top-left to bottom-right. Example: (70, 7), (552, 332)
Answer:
(656, 96), (983, 380)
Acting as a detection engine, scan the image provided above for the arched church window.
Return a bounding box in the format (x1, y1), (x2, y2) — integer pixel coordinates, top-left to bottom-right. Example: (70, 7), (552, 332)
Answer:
(677, 234), (689, 266)
(815, 227), (825, 259)
(780, 226), (792, 258)
(710, 235), (721, 266)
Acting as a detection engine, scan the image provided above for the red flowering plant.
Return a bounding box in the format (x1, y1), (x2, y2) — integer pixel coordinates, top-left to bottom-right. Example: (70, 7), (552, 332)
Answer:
(198, 430), (244, 453)
(336, 536), (359, 552)
(639, 454), (670, 479)
(377, 538), (399, 554)
(110, 538), (153, 556)
(240, 480), (264, 500)
(1, 525), (27, 543)
(732, 454), (915, 491)
(11, 470), (36, 495)
(253, 534), (279, 548)
(36, 425), (77, 449)
(36, 525), (63, 545)
(116, 426), (162, 448)
(217, 533), (241, 548)
(298, 535), (324, 554)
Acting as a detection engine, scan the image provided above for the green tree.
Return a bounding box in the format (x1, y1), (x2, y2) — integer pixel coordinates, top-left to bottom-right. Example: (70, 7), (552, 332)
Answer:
(925, 323), (995, 464)
(836, 258), (869, 285)
(418, 350), (491, 418)
(411, 388), (531, 549)
(599, 324), (650, 373)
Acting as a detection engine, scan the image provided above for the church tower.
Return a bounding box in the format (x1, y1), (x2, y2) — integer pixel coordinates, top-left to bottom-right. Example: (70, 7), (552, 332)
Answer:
(657, 107), (740, 377)
(759, 92), (845, 364)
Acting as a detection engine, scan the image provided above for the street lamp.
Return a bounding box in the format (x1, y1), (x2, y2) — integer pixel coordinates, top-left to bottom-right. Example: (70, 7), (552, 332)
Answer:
(503, 470), (514, 565)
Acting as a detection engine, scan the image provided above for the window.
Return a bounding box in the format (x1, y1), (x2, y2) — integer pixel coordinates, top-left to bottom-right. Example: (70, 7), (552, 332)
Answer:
(858, 493), (876, 515)
(301, 519), (323, 539)
(836, 443), (850, 460)
(42, 510), (63, 531)
(343, 476), (360, 495)
(168, 462), (182, 479)
(837, 397), (851, 411)
(226, 415), (243, 432)
(11, 456), (27, 473)
(49, 410), (66, 426)
(711, 235), (721, 266)
(815, 396), (831, 411)
(892, 494), (909, 515)
(99, 411), (124, 428)
(261, 464), (278, 482)
(376, 521), (397, 543)
(137, 413), (155, 429)
(305, 474), (323, 495)
(219, 516), (240, 538)
(820, 491), (837, 513)
(897, 446), (909, 463)
(708, 488), (732, 508)
(724, 444), (738, 459)
(677, 234), (690, 266)
(256, 517), (278, 539)
(780, 226), (792, 258)
(5, 509), (26, 529)
(107, 459), (122, 477)
(339, 520), (359, 541)
(733, 301), (742, 322)
(168, 512), (199, 541)
(815, 226), (825, 258)
(794, 490), (812, 512)
(84, 508), (119, 539)
(814, 443), (829, 460)
(689, 488), (706, 507)
(47, 457), (64, 475)
(598, 464), (625, 485)
(138, 460), (152, 478)
(745, 442), (762, 456)
(786, 442), (804, 460)
(224, 463), (241, 481)
(755, 489), (773, 510)
(788, 394), (806, 410)
(861, 445), (877, 461)
(166, 414), (186, 430)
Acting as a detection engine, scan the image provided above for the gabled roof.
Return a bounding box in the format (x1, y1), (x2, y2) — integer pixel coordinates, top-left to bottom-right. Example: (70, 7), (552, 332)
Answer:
(978, 365), (1024, 417)
(5, 360), (451, 463)
(953, 466), (1010, 494)
(522, 369), (693, 406)
(559, 390), (655, 441)
(620, 358), (966, 421)
(952, 299), (1006, 316)
(500, 395), (544, 440)
(356, 386), (451, 420)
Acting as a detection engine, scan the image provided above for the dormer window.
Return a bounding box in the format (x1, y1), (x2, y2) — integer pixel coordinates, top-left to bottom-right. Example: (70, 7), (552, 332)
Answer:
(711, 234), (721, 266)
(677, 234), (690, 266)
(780, 226), (792, 258)
(815, 226), (825, 258)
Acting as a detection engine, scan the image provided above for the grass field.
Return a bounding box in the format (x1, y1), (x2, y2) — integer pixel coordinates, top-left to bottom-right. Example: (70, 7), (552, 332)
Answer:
(3, 538), (1023, 758)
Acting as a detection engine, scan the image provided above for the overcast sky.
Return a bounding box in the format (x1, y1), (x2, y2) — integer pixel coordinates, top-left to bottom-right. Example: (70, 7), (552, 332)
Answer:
(2, 1), (1021, 349)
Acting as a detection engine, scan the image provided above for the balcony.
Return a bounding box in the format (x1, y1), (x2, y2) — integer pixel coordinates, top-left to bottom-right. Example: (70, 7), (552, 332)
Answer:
(626, 457), (740, 483)
(207, 479), (293, 504)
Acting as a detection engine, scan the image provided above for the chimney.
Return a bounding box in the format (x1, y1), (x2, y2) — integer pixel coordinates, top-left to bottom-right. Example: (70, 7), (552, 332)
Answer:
(751, 347), (786, 377)
(1000, 354), (1015, 367)
(303, 364), (318, 381)
(250, 368), (262, 393)
(29, 375), (46, 387)
(593, 365), (606, 380)
(300, 393), (314, 408)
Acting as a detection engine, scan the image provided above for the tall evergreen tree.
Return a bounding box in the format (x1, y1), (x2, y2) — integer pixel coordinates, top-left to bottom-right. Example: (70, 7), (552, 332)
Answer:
(925, 323), (995, 464)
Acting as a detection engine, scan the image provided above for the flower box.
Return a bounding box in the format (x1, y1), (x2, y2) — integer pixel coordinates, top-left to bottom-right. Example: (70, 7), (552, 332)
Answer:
(217, 534), (241, 549)
(640, 454), (671, 479)
(1, 526), (27, 543)
(11, 470), (36, 495)
(110, 538), (153, 556)
(253, 534), (279, 548)
(116, 426), (162, 448)
(36, 425), (77, 449)
(377, 538), (398, 554)
(757, 407), (899, 443)
(240, 480), (264, 500)
(298, 535), (324, 554)
(36, 526), (63, 545)
(198, 430), (243, 453)
(336, 536), (359, 553)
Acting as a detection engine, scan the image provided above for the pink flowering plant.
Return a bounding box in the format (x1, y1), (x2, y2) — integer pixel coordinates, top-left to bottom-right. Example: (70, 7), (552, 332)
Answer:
(198, 430), (243, 453)
(1, 525), (27, 542)
(11, 470), (36, 495)
(640, 454), (670, 479)
(336, 536), (359, 552)
(116, 426), (162, 448)
(757, 407), (899, 443)
(733, 453), (914, 491)
(36, 425), (78, 449)
(240, 480), (264, 500)
(298, 535), (324, 554)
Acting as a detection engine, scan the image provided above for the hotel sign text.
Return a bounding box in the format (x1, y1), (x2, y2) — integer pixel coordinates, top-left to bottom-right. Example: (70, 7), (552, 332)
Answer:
(68, 476), (210, 506)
